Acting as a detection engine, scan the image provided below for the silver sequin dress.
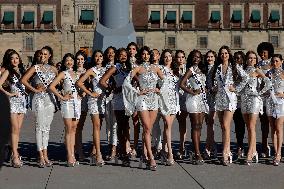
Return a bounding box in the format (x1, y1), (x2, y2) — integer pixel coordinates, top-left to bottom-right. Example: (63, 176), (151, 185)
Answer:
(9, 74), (27, 114)
(160, 66), (180, 115)
(215, 63), (248, 112)
(178, 64), (187, 111)
(266, 69), (284, 118)
(186, 66), (208, 113)
(136, 63), (159, 111)
(77, 68), (88, 112)
(32, 65), (56, 131)
(60, 71), (81, 119)
(88, 66), (106, 115)
(241, 66), (270, 114)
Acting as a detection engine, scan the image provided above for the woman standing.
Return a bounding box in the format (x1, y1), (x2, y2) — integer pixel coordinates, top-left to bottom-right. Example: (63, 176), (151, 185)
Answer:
(49, 53), (81, 167)
(123, 46), (164, 170)
(77, 50), (106, 166)
(175, 50), (188, 160)
(100, 48), (131, 166)
(74, 50), (88, 161)
(103, 46), (118, 161)
(204, 50), (218, 159)
(180, 49), (208, 164)
(266, 54), (284, 166)
(0, 50), (26, 167)
(21, 46), (57, 167)
(232, 51), (246, 159)
(257, 42), (274, 158)
(127, 42), (140, 158)
(212, 46), (248, 166)
(159, 49), (180, 166)
(241, 51), (271, 165)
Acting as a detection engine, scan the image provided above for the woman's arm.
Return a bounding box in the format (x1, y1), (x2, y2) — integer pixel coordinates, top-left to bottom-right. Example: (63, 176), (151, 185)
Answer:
(49, 72), (70, 101)
(21, 66), (44, 93)
(99, 66), (116, 89)
(77, 68), (100, 98)
(180, 69), (199, 95)
(0, 70), (17, 97)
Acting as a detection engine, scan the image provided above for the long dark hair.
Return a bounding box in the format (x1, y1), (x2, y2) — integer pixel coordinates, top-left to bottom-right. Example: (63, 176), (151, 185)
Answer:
(139, 46), (151, 63)
(244, 50), (258, 70)
(90, 50), (104, 68)
(116, 48), (131, 72)
(186, 49), (206, 74)
(31, 50), (41, 66)
(75, 50), (88, 69)
(1, 49), (14, 69)
(60, 53), (77, 72)
(160, 49), (179, 76)
(150, 48), (160, 64)
(41, 46), (54, 65)
(103, 46), (116, 65)
(213, 45), (237, 82)
(6, 50), (25, 81)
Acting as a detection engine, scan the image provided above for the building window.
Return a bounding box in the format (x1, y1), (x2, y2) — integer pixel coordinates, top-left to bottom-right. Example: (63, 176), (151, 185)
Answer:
(136, 37), (144, 49)
(25, 37), (33, 51)
(22, 11), (35, 29)
(210, 11), (221, 23)
(198, 36), (208, 49)
(166, 11), (176, 24)
(167, 36), (176, 49)
(250, 10), (261, 23)
(80, 10), (94, 24)
(149, 11), (160, 28)
(270, 35), (279, 48)
(181, 11), (192, 23)
(231, 10), (242, 23)
(232, 35), (242, 49)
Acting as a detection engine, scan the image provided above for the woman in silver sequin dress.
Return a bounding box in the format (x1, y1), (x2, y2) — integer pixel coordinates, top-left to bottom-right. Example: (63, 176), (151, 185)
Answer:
(21, 46), (57, 168)
(0, 50), (26, 168)
(180, 49), (208, 164)
(103, 47), (118, 161)
(266, 54), (284, 166)
(241, 51), (271, 165)
(77, 50), (106, 166)
(257, 42), (274, 158)
(204, 50), (218, 159)
(49, 53), (81, 167)
(127, 42), (140, 158)
(74, 50), (88, 161)
(159, 49), (180, 166)
(124, 46), (164, 170)
(212, 46), (248, 165)
(175, 50), (188, 160)
(100, 48), (132, 166)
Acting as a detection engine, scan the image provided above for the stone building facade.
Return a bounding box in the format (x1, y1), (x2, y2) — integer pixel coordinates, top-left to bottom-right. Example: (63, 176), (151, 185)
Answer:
(0, 0), (283, 65)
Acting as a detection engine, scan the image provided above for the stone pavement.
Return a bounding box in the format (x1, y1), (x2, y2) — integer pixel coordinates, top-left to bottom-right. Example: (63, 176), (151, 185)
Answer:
(0, 111), (284, 189)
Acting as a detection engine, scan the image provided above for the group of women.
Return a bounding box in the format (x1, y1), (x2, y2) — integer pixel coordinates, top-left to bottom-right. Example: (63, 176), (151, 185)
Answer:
(0, 41), (283, 171)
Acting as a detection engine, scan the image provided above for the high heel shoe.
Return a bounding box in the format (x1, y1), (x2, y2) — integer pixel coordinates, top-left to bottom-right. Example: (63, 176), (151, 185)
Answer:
(166, 153), (175, 166)
(96, 156), (105, 167)
(194, 153), (204, 165)
(10, 155), (23, 168)
(147, 157), (157, 171)
(273, 154), (281, 166)
(222, 152), (232, 166)
(66, 161), (76, 167)
(261, 146), (271, 158)
(246, 152), (258, 166)
(176, 150), (186, 160)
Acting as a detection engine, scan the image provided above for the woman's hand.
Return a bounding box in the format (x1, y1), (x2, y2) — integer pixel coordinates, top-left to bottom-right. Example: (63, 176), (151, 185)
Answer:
(228, 85), (236, 92)
(275, 92), (284, 98)
(90, 92), (100, 98)
(35, 84), (46, 93)
(62, 93), (72, 101)
(9, 92), (19, 97)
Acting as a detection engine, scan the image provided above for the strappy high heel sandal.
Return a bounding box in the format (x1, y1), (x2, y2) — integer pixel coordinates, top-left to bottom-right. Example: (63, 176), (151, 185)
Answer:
(10, 155), (23, 168)
(147, 157), (157, 171)
(273, 154), (281, 166)
(194, 153), (204, 165)
(95, 154), (105, 167)
(222, 152), (232, 166)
